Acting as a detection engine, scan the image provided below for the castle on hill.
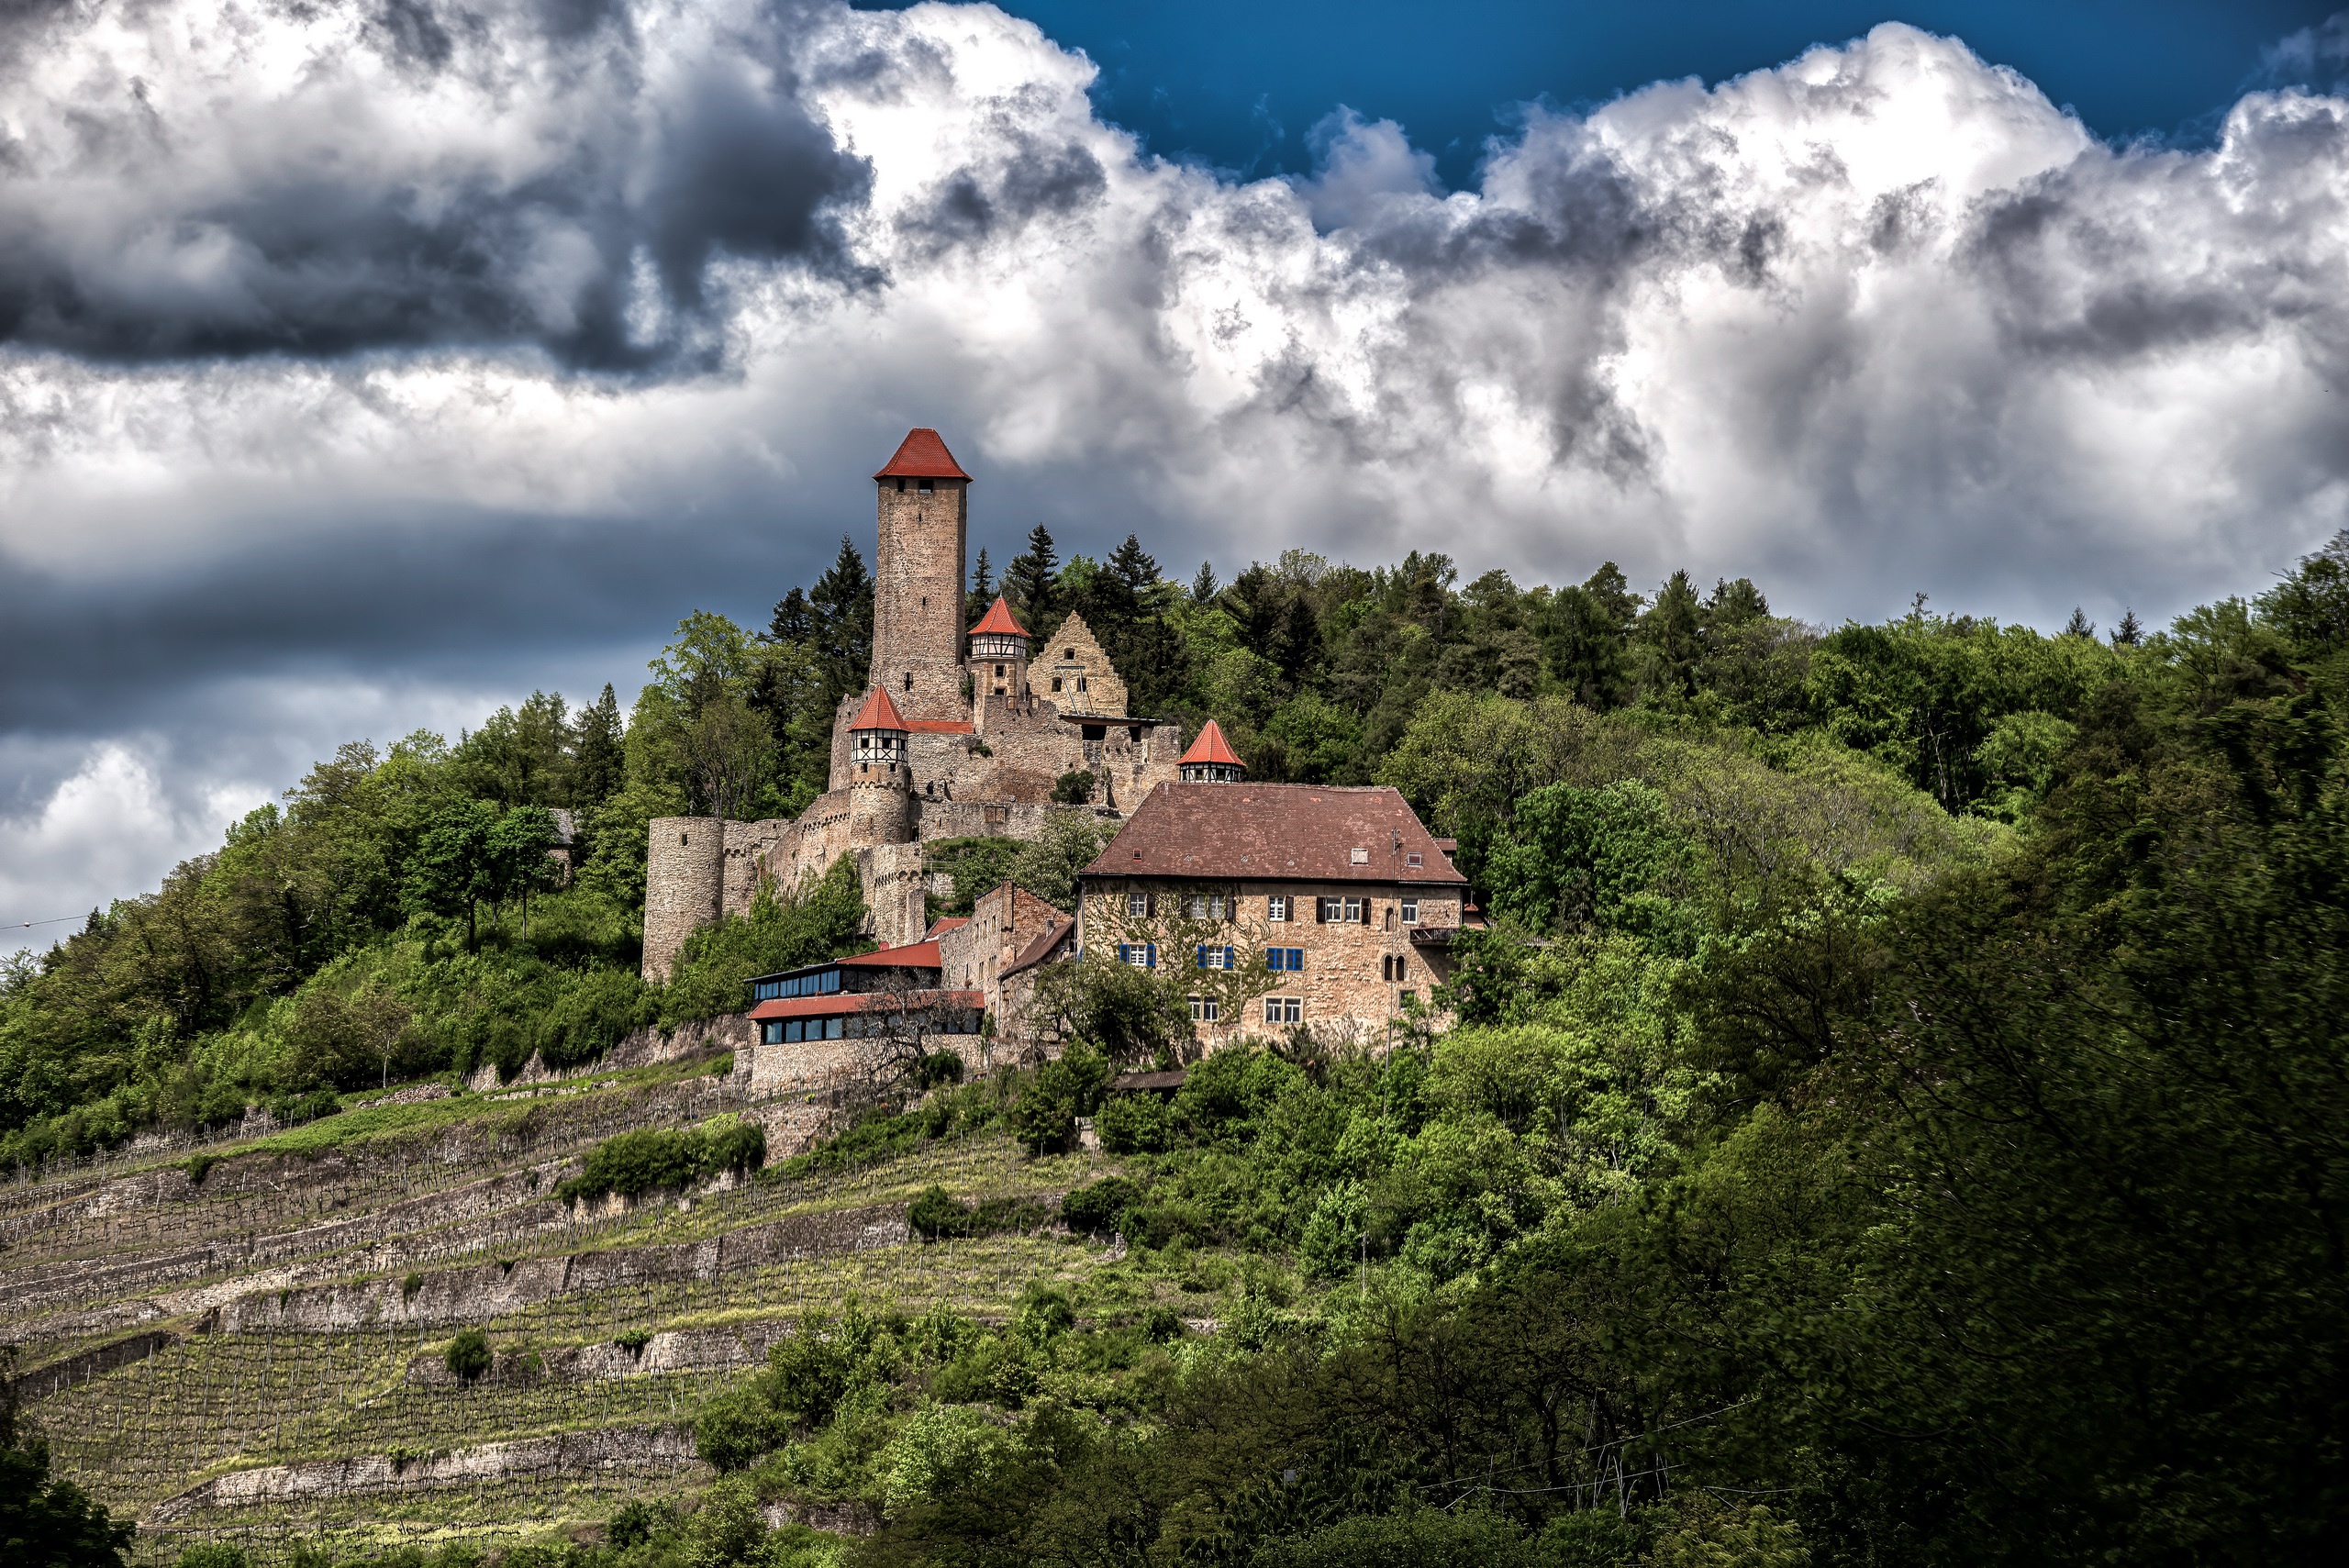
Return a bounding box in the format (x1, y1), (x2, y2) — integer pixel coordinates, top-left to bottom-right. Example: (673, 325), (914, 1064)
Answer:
(642, 429), (1185, 981)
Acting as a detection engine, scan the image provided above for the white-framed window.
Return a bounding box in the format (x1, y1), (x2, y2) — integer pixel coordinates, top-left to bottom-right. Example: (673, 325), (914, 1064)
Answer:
(1189, 995), (1219, 1022)
(1401, 896), (1419, 925)
(1127, 892), (1149, 917)
(1195, 945), (1236, 970)
(1267, 895), (1288, 922)
(1186, 894), (1207, 919)
(1406, 851), (1423, 868)
(1342, 895), (1364, 924)
(1264, 996), (1302, 1025)
(1116, 942), (1157, 969)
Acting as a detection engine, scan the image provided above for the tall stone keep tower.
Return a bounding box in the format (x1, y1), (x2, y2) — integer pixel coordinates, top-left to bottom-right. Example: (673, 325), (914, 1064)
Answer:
(871, 428), (972, 722)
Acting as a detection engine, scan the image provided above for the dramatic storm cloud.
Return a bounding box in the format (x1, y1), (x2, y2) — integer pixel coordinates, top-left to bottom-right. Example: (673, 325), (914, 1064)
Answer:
(8, 0), (2349, 936)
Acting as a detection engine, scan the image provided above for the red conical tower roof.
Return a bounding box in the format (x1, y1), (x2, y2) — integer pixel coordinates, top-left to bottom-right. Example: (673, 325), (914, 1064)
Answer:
(969, 595), (1029, 637)
(873, 428), (972, 481)
(849, 686), (909, 731)
(1180, 719), (1244, 769)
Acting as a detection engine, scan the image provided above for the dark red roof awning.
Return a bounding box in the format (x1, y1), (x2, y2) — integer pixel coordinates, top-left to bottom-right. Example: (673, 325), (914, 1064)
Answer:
(750, 988), (982, 1021)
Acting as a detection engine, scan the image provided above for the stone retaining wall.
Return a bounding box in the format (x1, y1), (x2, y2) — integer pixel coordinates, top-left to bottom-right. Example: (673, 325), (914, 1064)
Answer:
(214, 1203), (908, 1332)
(147, 1426), (704, 1523)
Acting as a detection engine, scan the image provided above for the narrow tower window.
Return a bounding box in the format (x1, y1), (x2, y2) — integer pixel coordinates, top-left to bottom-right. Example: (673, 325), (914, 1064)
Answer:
(904, 673), (913, 691)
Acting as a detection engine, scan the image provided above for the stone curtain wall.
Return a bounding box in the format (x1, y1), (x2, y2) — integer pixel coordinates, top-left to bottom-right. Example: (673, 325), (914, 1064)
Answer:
(938, 884), (1070, 1027)
(871, 478), (969, 721)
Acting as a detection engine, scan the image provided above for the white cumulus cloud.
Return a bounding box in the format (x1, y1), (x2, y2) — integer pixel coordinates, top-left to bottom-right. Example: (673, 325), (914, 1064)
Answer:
(6, 0), (2349, 925)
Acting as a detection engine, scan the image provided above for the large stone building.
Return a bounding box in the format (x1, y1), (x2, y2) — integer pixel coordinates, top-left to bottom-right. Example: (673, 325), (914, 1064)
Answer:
(1074, 726), (1470, 1044)
(643, 429), (1185, 981)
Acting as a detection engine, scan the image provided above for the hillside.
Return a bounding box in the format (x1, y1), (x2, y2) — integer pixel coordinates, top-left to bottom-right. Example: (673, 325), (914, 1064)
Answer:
(8, 535), (2349, 1564)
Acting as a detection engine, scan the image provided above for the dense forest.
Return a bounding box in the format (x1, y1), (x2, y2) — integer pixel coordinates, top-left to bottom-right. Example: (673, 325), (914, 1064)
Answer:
(9, 525), (2349, 1562)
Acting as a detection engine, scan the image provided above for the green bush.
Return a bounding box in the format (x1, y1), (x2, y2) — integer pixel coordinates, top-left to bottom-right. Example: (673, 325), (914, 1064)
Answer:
(1059, 1175), (1141, 1237)
(907, 1184), (1054, 1240)
(556, 1119), (766, 1204)
(444, 1328), (492, 1381)
(1251, 1509), (1560, 1568)
(1094, 1090), (1172, 1153)
(1009, 1042), (1110, 1156)
(175, 1546), (252, 1568)
(534, 965), (654, 1069)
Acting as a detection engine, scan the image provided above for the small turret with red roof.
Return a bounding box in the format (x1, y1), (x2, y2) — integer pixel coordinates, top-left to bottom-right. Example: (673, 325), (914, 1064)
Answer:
(967, 593), (1031, 703)
(849, 686), (910, 773)
(1179, 719), (1246, 784)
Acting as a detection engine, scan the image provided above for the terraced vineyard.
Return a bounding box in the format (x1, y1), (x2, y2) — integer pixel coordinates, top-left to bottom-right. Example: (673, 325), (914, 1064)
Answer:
(1, 1051), (1134, 1563)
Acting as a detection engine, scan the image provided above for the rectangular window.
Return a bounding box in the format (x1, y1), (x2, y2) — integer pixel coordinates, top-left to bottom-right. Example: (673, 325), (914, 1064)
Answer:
(826, 1017), (844, 1040)
(1195, 945), (1237, 970)
(1316, 897), (1335, 923)
(1351, 846), (1370, 864)
(1186, 895), (1208, 919)
(1342, 896), (1364, 924)
(1265, 947), (1304, 972)
(783, 1020), (803, 1043)
(1209, 894), (1227, 919)
(761, 1021), (782, 1044)
(1128, 892), (1148, 917)
(1118, 943), (1156, 969)
(1398, 990), (1417, 1008)
(1189, 995), (1219, 1022)
(1406, 852), (1423, 868)
(1264, 996), (1302, 1024)
(1268, 895), (1288, 922)
(1401, 897), (1419, 925)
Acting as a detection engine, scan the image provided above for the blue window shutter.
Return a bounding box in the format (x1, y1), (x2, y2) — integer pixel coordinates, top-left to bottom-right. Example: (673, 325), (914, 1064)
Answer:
(1146, 943), (1158, 969)
(1196, 945), (1209, 968)
(1224, 946), (1236, 969)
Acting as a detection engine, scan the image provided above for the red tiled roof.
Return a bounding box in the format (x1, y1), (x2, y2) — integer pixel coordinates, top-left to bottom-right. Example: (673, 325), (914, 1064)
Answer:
(873, 428), (972, 481)
(1180, 718), (1244, 768)
(750, 988), (982, 1021)
(969, 595), (1029, 637)
(904, 718), (975, 734)
(1079, 784), (1467, 885)
(924, 917), (970, 939)
(840, 939), (941, 969)
(849, 687), (907, 731)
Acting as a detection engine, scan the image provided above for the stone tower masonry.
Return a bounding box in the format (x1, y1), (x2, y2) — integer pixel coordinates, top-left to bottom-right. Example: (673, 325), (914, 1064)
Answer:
(870, 428), (971, 723)
(642, 817), (725, 982)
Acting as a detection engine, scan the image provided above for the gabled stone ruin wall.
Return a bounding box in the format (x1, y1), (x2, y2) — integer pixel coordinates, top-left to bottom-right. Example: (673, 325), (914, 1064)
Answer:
(1035, 612), (1128, 716)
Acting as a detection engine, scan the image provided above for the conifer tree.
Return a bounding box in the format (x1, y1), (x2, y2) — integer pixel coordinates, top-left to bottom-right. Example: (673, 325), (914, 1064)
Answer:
(570, 684), (625, 807)
(1004, 525), (1061, 636)
(1191, 561), (1220, 605)
(808, 536), (874, 713)
(967, 548), (995, 624)
(2063, 606), (2096, 639)
(2111, 607), (2143, 648)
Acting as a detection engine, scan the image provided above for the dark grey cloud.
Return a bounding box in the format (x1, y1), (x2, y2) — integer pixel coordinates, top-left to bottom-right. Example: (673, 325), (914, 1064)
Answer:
(11, 7), (2349, 942)
(0, 0), (869, 369)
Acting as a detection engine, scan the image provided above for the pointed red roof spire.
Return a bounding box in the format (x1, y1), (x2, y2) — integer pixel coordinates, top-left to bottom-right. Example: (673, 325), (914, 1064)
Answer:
(1181, 719), (1244, 769)
(873, 428), (972, 481)
(849, 686), (909, 731)
(969, 595), (1029, 638)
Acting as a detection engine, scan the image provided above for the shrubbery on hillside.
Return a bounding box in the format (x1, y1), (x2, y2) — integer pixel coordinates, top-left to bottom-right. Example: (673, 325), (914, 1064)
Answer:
(557, 1118), (768, 1205)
